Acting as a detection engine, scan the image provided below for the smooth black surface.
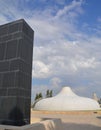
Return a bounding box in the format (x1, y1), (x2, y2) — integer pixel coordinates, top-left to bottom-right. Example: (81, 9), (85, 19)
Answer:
(0, 19), (34, 126)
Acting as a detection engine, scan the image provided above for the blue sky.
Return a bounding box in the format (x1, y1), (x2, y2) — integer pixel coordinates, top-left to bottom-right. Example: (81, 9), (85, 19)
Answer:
(0, 0), (101, 101)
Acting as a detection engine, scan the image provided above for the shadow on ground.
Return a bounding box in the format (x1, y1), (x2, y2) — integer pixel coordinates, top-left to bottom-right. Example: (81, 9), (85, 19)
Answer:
(97, 116), (101, 119)
(62, 123), (101, 130)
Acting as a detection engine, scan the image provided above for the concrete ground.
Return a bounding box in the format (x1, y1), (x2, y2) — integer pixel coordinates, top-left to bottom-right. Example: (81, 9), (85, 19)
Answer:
(31, 110), (101, 130)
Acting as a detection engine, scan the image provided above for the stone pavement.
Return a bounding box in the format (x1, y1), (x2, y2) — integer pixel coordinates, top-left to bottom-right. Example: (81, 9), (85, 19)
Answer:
(31, 110), (101, 130)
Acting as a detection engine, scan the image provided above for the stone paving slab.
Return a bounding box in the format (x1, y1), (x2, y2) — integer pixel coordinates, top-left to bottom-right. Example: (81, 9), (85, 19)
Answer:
(31, 110), (101, 130)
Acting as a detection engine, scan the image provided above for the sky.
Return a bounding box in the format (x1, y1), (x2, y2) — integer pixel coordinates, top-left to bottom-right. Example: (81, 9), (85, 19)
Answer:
(0, 0), (101, 101)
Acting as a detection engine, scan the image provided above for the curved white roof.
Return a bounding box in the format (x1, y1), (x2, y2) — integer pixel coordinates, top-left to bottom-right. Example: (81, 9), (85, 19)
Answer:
(34, 87), (100, 111)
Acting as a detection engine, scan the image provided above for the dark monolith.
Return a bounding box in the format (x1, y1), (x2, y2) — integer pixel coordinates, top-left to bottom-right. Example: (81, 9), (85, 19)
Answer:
(0, 19), (34, 126)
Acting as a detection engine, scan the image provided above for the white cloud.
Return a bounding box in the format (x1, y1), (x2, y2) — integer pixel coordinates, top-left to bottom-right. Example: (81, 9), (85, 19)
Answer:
(70, 57), (98, 71)
(32, 60), (51, 78)
(33, 38), (100, 78)
(50, 77), (62, 88)
(55, 0), (83, 19)
(29, 19), (59, 42)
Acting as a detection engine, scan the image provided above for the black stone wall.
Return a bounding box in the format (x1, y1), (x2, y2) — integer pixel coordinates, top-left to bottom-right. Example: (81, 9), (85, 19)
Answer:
(0, 19), (34, 126)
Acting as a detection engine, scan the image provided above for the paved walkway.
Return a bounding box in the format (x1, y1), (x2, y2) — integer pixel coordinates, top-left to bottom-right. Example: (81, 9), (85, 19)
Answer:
(31, 111), (101, 130)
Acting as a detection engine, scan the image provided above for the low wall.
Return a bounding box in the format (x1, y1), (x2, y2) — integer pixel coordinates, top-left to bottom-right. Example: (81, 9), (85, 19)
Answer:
(31, 110), (101, 115)
(0, 119), (63, 130)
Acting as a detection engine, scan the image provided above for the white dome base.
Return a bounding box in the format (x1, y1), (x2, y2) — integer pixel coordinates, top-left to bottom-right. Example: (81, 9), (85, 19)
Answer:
(34, 87), (100, 111)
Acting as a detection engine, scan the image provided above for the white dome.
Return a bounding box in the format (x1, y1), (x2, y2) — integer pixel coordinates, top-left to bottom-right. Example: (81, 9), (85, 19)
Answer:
(34, 86), (100, 111)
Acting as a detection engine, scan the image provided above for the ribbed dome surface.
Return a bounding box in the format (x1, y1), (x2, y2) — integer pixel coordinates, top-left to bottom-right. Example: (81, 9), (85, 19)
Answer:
(34, 86), (100, 111)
